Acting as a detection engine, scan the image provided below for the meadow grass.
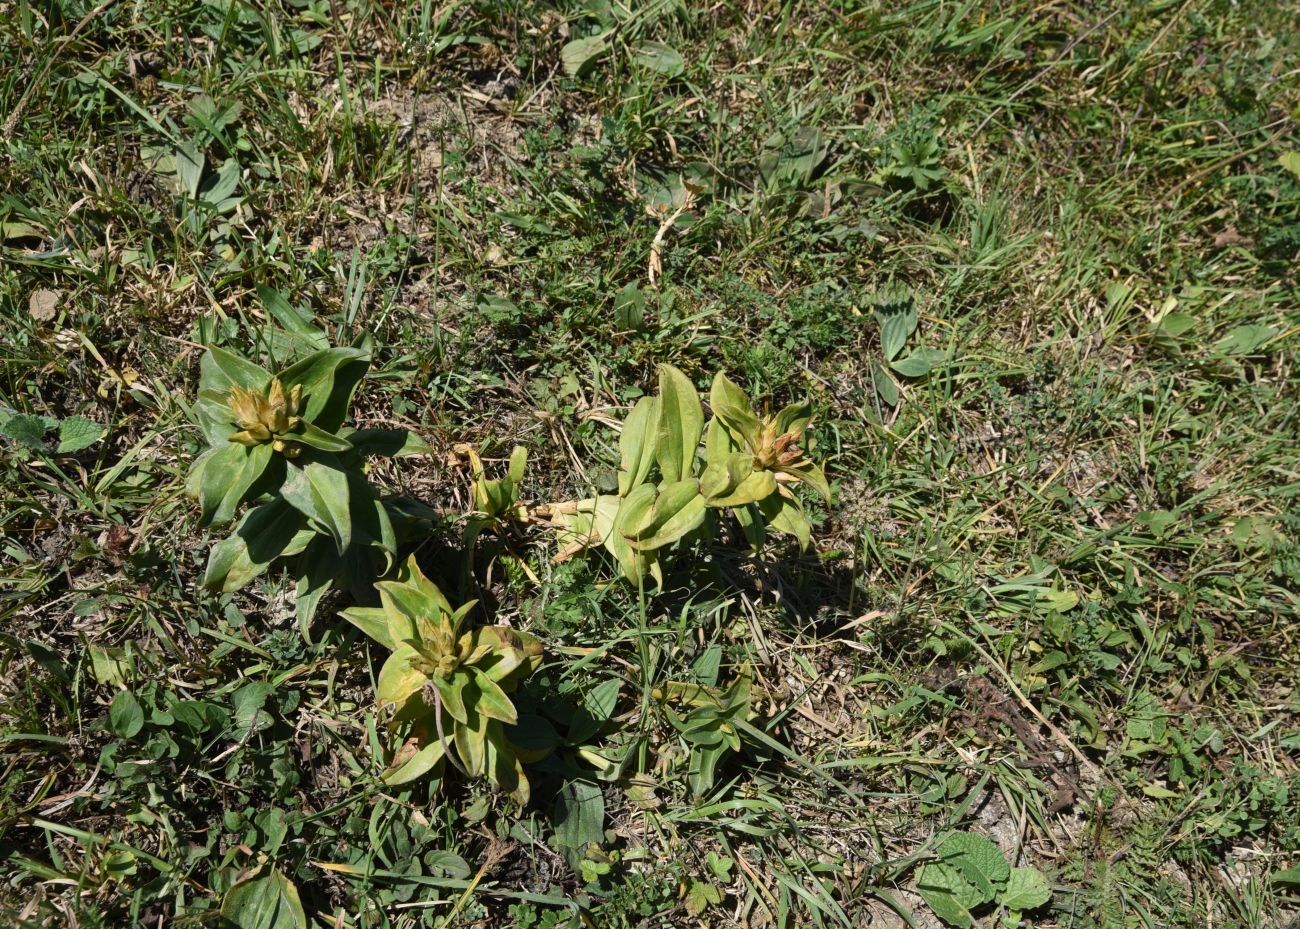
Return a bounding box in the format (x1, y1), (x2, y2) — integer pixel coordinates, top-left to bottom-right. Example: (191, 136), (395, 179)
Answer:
(1, 1), (1298, 927)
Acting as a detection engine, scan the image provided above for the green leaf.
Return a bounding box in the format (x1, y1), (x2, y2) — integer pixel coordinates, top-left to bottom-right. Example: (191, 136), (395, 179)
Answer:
(734, 501), (765, 548)
(280, 455), (352, 552)
(890, 347), (947, 378)
(376, 644), (428, 710)
(869, 359), (899, 406)
(454, 706), (488, 775)
(204, 499), (310, 592)
(655, 364), (703, 484)
(709, 372), (760, 443)
(220, 865), (308, 929)
(57, 416), (104, 453)
(500, 447), (524, 487)
(702, 453), (777, 507)
(780, 457), (832, 503)
(1155, 312), (1195, 339)
(89, 647), (128, 686)
(0, 413), (55, 450)
(561, 33), (609, 77)
(1271, 866), (1300, 888)
(1216, 324), (1276, 356)
(684, 880), (722, 916)
(614, 482), (657, 539)
(256, 285), (328, 353)
(634, 41), (684, 78)
(201, 346), (270, 394)
(629, 479), (706, 550)
(937, 832), (1009, 903)
(568, 678), (622, 744)
(469, 667), (519, 725)
(619, 396), (660, 495)
(876, 303), (918, 362)
(553, 778), (605, 861)
(1280, 151), (1300, 180)
(773, 400), (812, 437)
(376, 557), (453, 626)
(384, 739), (446, 786)
(339, 606), (394, 649)
(295, 535), (340, 639)
(233, 681), (276, 735)
(341, 428), (432, 459)
(276, 346), (370, 432)
(174, 143), (204, 198)
(293, 421), (353, 453)
(759, 494), (811, 550)
(438, 673), (470, 725)
(614, 281), (645, 330)
(916, 864), (974, 928)
(108, 691), (144, 739)
(1002, 867), (1051, 911)
(200, 442), (274, 526)
(758, 127), (828, 187)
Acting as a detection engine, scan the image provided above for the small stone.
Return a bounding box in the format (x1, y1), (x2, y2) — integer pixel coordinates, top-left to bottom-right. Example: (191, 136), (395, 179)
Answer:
(29, 288), (60, 322)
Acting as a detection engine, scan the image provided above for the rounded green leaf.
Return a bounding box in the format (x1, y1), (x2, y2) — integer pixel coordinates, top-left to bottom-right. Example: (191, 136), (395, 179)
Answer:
(1002, 867), (1051, 911)
(108, 690), (144, 739)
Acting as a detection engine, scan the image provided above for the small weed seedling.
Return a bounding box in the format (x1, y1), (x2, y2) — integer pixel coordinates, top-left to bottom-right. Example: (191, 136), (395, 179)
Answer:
(916, 831), (1052, 927)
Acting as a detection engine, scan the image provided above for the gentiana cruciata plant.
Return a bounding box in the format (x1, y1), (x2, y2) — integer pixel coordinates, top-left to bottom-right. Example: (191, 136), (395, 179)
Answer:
(186, 336), (431, 636)
(543, 364), (830, 587)
(342, 555), (543, 801)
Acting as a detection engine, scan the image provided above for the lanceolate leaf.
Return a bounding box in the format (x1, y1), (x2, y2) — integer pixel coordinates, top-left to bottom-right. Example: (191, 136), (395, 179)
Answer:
(293, 422), (353, 452)
(454, 707), (488, 776)
(199, 442), (274, 526)
(340, 428), (433, 459)
(277, 346), (370, 432)
(256, 285), (328, 353)
(339, 605), (394, 649)
(295, 535), (340, 639)
(773, 400), (812, 437)
(618, 396), (659, 495)
(470, 667), (519, 724)
(759, 493), (811, 550)
(655, 364), (703, 484)
(782, 458), (831, 502)
(201, 346), (270, 395)
(280, 455), (352, 552)
(705, 415), (740, 462)
(204, 499), (309, 591)
(709, 372), (760, 443)
(630, 480), (706, 550)
(384, 739), (446, 786)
